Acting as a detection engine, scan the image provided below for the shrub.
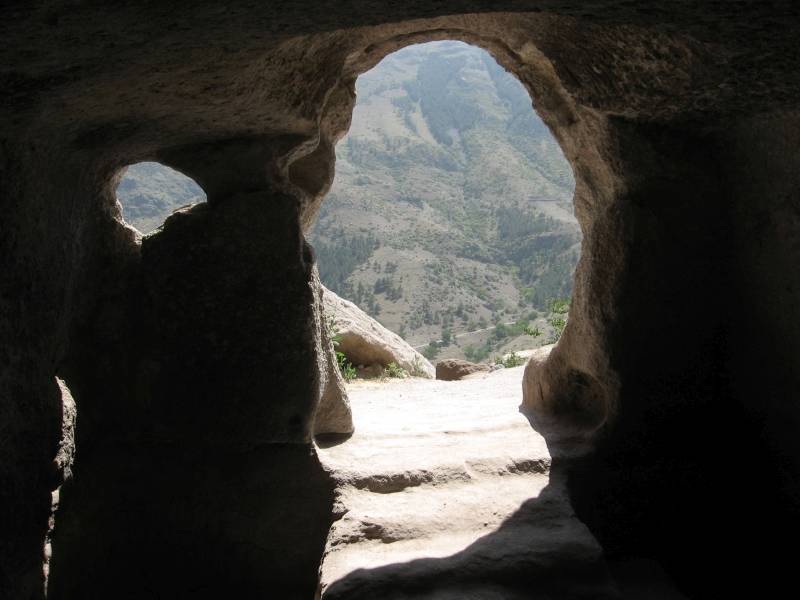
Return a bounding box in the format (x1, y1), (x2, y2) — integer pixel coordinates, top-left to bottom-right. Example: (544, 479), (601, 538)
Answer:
(550, 298), (570, 314)
(523, 324), (541, 337)
(441, 327), (452, 346)
(328, 315), (357, 381)
(383, 362), (408, 378)
(422, 342), (439, 360)
(336, 351), (357, 382)
(464, 343), (491, 363)
(548, 316), (566, 342)
(495, 351), (526, 368)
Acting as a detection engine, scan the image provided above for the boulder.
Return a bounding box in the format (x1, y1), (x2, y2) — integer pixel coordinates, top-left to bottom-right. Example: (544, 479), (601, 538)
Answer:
(322, 287), (434, 378)
(435, 358), (491, 381)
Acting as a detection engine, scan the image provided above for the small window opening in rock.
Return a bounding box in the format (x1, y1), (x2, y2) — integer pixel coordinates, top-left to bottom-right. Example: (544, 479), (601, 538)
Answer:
(310, 40), (578, 380)
(115, 161), (206, 234)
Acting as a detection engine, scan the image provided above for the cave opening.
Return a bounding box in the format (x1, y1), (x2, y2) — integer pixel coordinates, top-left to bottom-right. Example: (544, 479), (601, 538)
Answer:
(312, 39), (585, 595)
(311, 39), (579, 385)
(116, 161), (206, 235)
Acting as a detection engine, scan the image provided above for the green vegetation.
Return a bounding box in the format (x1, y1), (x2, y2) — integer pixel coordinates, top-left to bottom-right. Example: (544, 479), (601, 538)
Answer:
(326, 316), (358, 382)
(373, 276), (403, 300)
(383, 362), (408, 378)
(495, 352), (526, 368)
(544, 298), (569, 342)
(314, 229), (380, 297)
(463, 344), (490, 363)
(550, 298), (570, 314)
(422, 342), (440, 360)
(336, 351), (357, 382)
(497, 317), (538, 339)
(548, 316), (567, 342)
(462, 313), (547, 363)
(524, 324), (541, 337)
(441, 327), (453, 346)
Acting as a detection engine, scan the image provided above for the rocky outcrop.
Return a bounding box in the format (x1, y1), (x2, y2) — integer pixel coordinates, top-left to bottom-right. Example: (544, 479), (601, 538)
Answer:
(322, 286), (434, 378)
(435, 358), (490, 381)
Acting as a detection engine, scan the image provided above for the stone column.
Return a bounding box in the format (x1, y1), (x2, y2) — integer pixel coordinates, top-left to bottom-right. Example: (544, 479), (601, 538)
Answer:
(48, 138), (335, 598)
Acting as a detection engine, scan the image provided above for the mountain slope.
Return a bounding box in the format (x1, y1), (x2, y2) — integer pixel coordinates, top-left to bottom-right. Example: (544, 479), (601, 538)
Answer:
(311, 41), (579, 352)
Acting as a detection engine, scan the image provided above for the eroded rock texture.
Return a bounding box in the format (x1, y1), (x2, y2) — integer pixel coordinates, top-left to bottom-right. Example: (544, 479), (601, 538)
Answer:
(1, 2), (799, 598)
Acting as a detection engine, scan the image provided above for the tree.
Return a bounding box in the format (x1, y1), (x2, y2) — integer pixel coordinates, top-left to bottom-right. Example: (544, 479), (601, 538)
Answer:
(494, 322), (509, 340)
(422, 342), (439, 360)
(441, 327), (452, 346)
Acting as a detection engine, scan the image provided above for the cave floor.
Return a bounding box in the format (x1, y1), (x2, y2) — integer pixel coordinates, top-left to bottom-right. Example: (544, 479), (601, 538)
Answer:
(315, 366), (619, 599)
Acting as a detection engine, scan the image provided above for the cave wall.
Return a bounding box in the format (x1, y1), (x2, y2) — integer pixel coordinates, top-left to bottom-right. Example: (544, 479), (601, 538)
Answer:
(558, 110), (800, 597)
(724, 110), (800, 472)
(0, 144), (112, 598)
(558, 118), (741, 595)
(723, 110), (800, 584)
(1, 2), (799, 598)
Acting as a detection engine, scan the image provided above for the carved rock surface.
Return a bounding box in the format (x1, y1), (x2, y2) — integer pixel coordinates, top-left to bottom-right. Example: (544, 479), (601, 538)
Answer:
(435, 358), (491, 381)
(323, 286), (434, 378)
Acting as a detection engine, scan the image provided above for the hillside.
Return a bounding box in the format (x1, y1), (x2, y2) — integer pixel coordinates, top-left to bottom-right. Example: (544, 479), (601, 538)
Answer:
(116, 41), (579, 363)
(310, 41), (579, 359)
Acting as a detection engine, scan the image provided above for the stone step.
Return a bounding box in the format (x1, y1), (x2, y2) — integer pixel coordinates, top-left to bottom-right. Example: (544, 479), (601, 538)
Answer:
(330, 473), (553, 549)
(317, 368), (619, 599)
(320, 473), (617, 599)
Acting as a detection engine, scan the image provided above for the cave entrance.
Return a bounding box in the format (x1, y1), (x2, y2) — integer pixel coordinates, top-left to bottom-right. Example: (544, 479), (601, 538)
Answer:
(311, 40), (578, 384)
(313, 40), (581, 594)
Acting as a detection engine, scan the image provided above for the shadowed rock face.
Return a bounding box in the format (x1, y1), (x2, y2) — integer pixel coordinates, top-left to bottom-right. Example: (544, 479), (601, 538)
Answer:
(1, 2), (799, 598)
